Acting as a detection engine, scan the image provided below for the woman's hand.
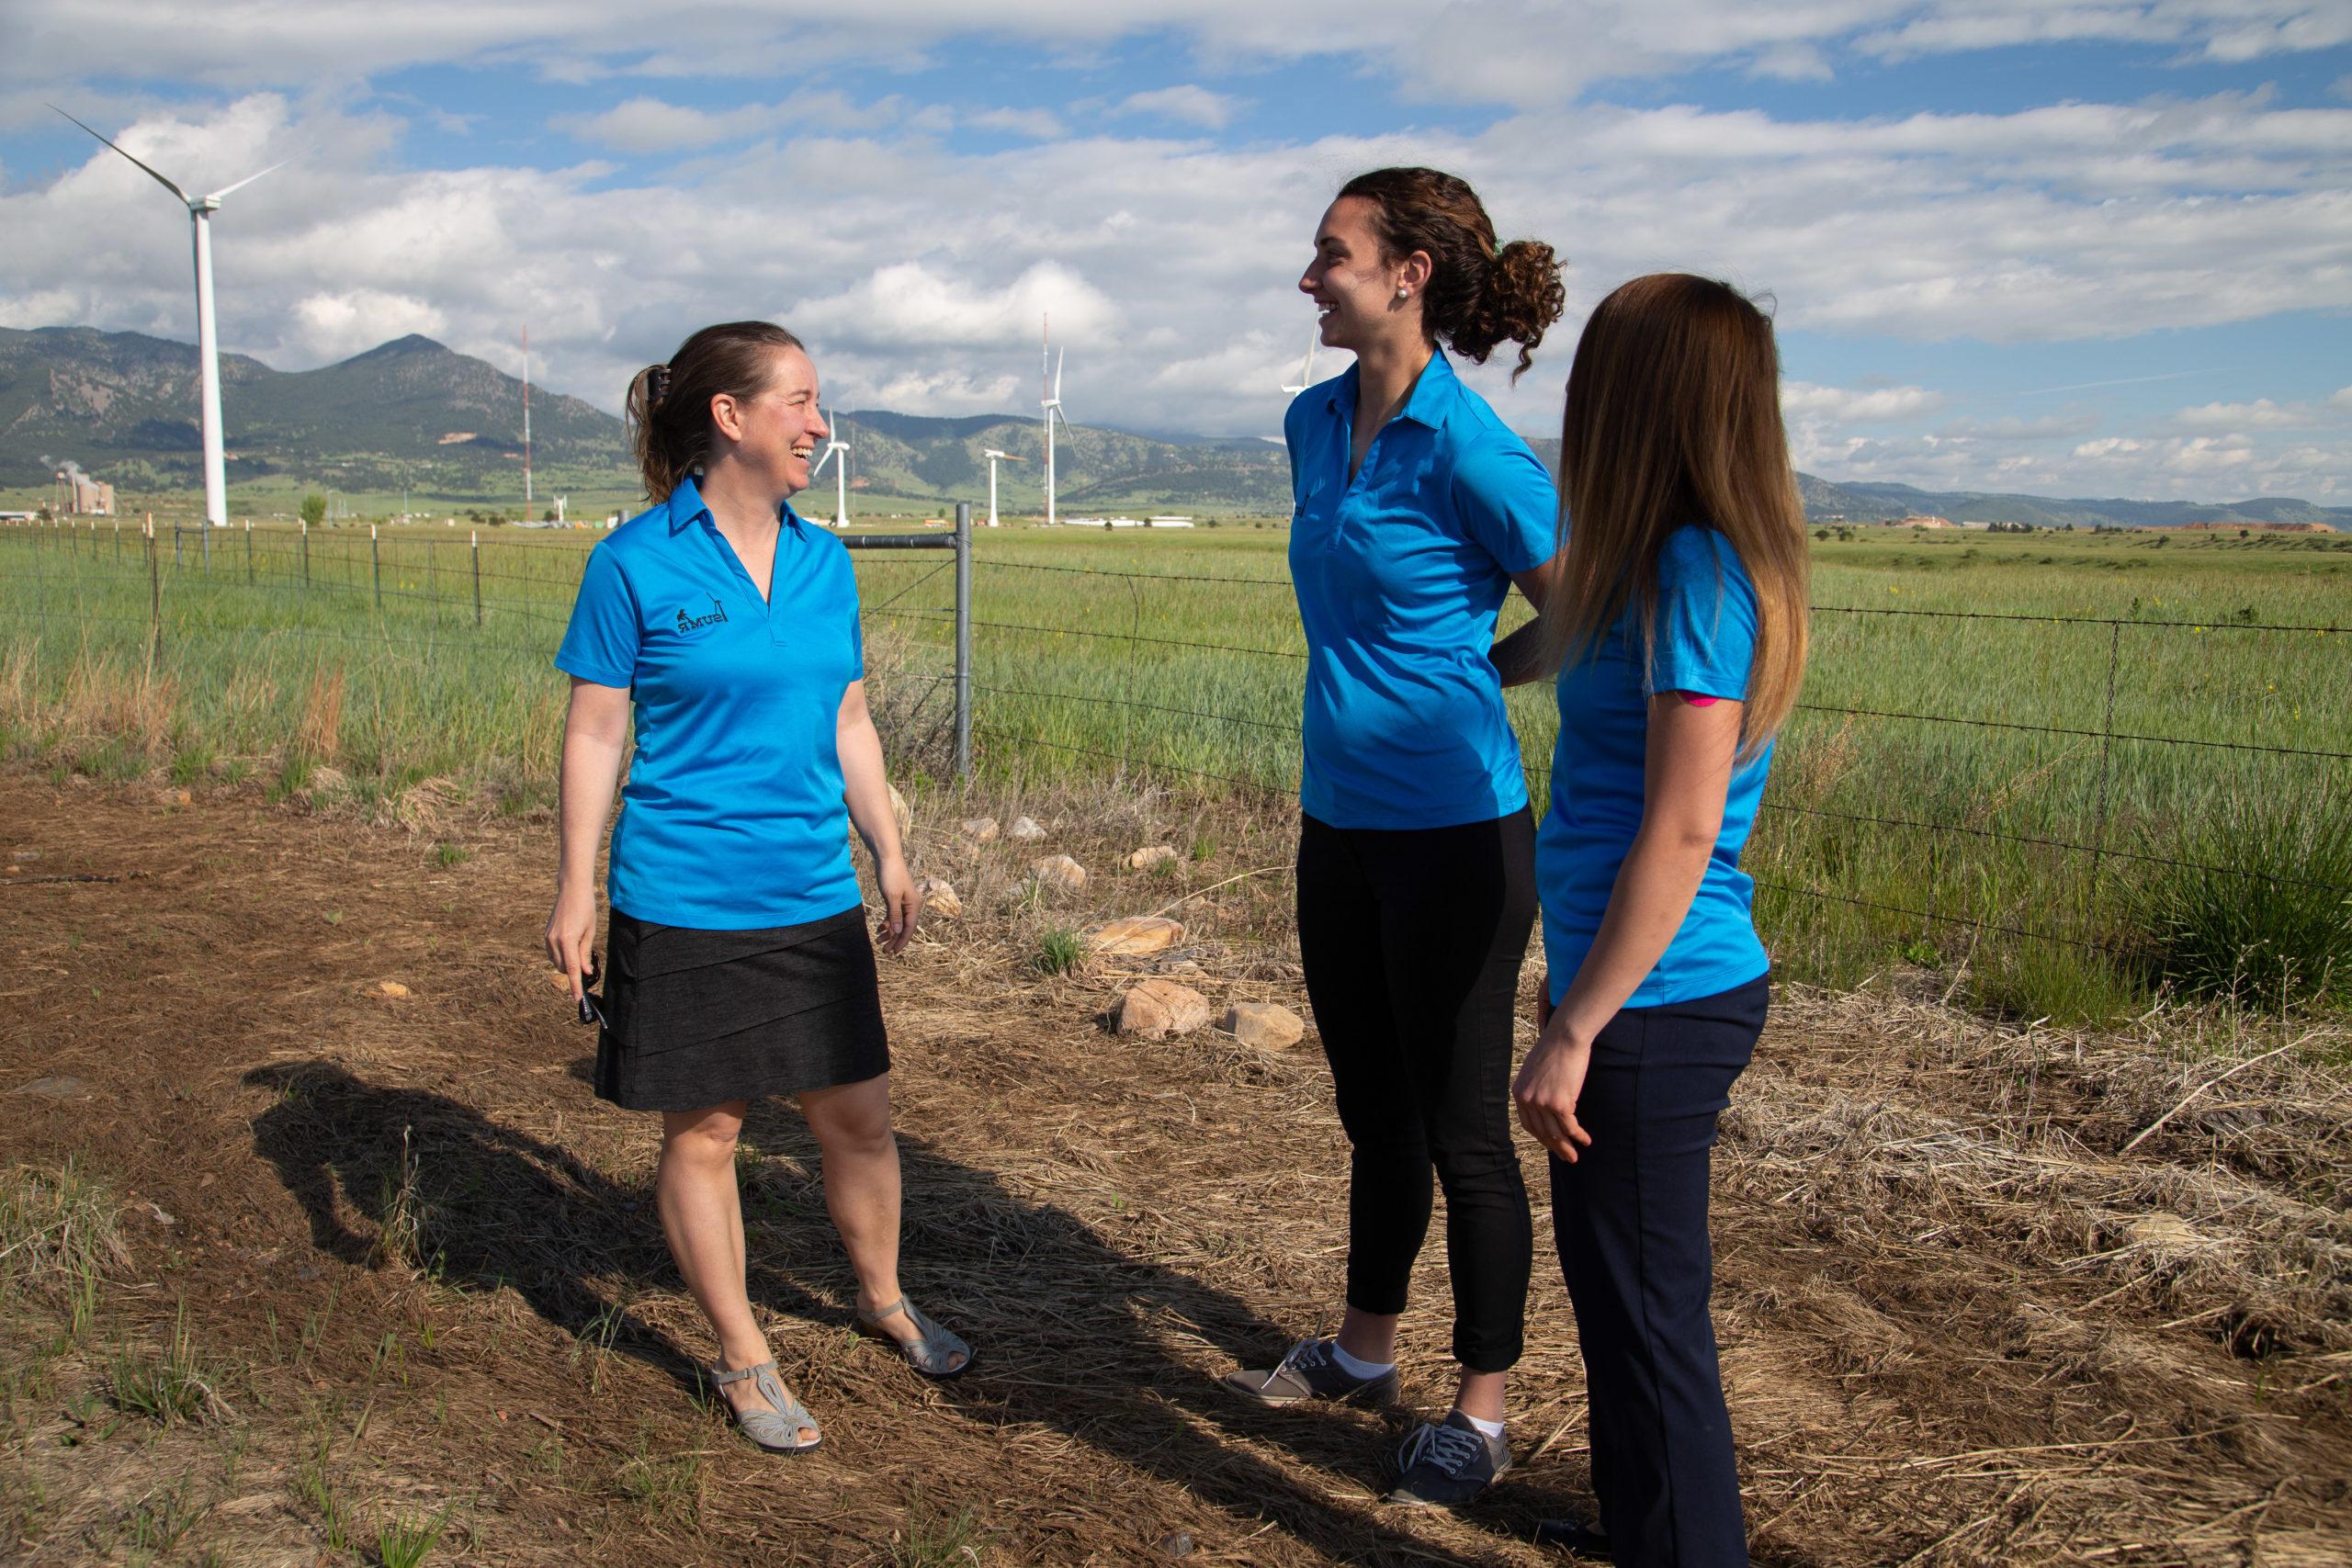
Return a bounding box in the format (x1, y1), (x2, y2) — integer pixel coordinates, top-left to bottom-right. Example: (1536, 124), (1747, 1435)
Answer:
(875, 854), (922, 956)
(1514, 1021), (1595, 1163)
(546, 880), (598, 1006)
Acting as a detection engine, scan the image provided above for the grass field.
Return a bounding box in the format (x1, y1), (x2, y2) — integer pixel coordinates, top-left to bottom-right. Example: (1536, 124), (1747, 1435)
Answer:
(2, 515), (2346, 1022)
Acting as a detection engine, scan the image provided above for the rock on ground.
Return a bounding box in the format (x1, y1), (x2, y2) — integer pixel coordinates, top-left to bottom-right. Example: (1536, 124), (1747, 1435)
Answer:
(1126, 844), (1179, 871)
(1114, 979), (1213, 1040)
(1084, 916), (1185, 956)
(916, 875), (962, 918)
(1030, 854), (1086, 892)
(1220, 1001), (1306, 1049)
(1009, 816), (1046, 840)
(960, 817), (1000, 843)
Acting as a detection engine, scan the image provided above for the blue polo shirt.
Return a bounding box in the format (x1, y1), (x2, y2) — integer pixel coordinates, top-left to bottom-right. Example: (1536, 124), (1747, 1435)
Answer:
(1538, 525), (1773, 1008)
(554, 477), (865, 931)
(1285, 350), (1559, 829)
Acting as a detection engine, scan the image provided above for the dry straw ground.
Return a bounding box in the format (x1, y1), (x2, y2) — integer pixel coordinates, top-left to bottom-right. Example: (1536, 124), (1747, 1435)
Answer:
(1, 766), (2347, 1566)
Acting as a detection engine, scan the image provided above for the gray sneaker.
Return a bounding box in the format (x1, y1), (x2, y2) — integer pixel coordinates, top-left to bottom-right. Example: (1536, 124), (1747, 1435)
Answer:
(1388, 1409), (1510, 1506)
(1222, 1337), (1399, 1407)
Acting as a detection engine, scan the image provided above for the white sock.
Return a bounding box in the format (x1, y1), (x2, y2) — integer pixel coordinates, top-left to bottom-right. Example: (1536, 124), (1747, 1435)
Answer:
(1329, 1340), (1394, 1379)
(1460, 1411), (1506, 1441)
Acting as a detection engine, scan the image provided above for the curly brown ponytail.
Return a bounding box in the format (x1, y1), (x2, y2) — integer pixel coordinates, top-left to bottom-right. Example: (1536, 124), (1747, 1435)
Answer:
(1337, 166), (1566, 380)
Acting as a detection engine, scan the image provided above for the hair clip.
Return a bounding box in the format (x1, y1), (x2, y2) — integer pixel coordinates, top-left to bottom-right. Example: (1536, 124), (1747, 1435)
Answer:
(647, 364), (673, 404)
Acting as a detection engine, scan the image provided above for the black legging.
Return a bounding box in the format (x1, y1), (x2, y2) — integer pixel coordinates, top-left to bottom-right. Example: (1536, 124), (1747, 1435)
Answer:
(1295, 807), (1537, 1373)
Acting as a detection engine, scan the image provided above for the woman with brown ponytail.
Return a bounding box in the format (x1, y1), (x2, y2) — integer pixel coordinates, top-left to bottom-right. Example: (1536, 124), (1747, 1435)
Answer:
(546, 321), (969, 1455)
(1223, 167), (1565, 1507)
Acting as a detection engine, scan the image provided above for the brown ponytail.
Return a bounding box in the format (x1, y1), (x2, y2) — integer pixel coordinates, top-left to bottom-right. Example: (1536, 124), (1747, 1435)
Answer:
(627, 320), (808, 502)
(1337, 166), (1566, 379)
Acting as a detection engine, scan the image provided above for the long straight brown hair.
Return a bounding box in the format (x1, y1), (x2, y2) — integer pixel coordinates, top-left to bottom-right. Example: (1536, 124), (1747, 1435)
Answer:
(1537, 274), (1809, 761)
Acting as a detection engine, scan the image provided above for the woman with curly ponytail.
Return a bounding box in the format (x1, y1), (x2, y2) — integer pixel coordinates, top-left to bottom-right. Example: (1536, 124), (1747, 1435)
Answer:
(1221, 167), (1566, 1508)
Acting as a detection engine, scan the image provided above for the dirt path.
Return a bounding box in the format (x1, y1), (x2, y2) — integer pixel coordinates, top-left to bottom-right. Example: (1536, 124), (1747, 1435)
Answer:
(1, 771), (2346, 1566)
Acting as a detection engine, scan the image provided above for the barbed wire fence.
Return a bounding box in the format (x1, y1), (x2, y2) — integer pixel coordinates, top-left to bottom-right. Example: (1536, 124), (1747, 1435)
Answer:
(4, 513), (2346, 1002)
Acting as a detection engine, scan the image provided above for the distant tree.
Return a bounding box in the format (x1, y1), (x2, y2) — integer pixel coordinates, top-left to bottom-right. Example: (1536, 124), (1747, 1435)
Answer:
(299, 492), (327, 527)
(1815, 527), (1831, 541)
(2239, 528), (2250, 539)
(543, 506), (560, 521)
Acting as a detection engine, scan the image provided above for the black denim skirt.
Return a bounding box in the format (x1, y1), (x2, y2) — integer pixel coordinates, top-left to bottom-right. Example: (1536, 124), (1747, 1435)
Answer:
(596, 906), (890, 1112)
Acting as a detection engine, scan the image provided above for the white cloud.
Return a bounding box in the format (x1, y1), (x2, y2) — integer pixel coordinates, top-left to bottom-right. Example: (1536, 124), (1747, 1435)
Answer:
(1783, 381), (1944, 422)
(551, 91), (899, 153)
(1113, 85), (1248, 130)
(2169, 397), (2327, 431)
(1747, 43), (1833, 83)
(963, 107), (1066, 140)
(786, 262), (1118, 353)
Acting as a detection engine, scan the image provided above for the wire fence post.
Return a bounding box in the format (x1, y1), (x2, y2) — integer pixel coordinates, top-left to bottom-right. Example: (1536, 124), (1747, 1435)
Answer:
(2084, 620), (2124, 947)
(244, 519), (254, 584)
(173, 522), (184, 570)
(471, 529), (482, 627)
(370, 523), (382, 612)
(201, 518), (211, 572)
(300, 517), (310, 592)
(954, 501), (973, 782)
(145, 516), (161, 672)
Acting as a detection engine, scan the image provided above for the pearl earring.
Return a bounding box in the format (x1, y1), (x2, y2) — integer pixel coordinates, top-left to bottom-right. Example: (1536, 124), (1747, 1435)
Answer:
(1396, 287), (1409, 299)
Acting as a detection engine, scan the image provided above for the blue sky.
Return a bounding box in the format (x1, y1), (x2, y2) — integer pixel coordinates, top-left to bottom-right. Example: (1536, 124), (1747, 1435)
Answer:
(2, 2), (2347, 502)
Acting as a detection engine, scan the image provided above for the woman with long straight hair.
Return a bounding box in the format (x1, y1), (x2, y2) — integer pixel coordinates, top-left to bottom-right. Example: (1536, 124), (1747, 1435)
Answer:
(546, 321), (969, 1455)
(1223, 166), (1565, 1507)
(1512, 274), (1810, 1565)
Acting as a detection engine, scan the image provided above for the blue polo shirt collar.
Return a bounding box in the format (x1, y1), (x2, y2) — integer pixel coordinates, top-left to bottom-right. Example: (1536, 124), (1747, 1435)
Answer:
(1321, 348), (1459, 431)
(664, 474), (710, 534)
(662, 474), (808, 535)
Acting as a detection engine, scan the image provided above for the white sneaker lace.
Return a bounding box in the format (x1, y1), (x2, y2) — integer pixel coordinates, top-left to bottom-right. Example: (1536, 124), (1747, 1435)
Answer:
(1401, 1421), (1487, 1477)
(1254, 1337), (1327, 1393)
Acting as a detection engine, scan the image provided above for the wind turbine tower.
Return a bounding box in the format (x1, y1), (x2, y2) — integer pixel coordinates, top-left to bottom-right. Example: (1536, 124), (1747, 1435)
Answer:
(1040, 315), (1072, 526)
(522, 326), (534, 511)
(982, 448), (1023, 527)
(810, 408), (852, 527)
(1282, 327), (1320, 396)
(57, 108), (286, 529)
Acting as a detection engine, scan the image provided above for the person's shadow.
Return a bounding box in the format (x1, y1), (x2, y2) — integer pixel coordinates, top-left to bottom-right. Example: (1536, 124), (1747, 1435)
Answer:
(243, 1059), (1601, 1565)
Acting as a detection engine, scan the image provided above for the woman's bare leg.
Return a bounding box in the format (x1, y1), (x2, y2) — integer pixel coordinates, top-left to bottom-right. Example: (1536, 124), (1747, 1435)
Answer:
(658, 1100), (818, 1441)
(800, 1073), (967, 1371)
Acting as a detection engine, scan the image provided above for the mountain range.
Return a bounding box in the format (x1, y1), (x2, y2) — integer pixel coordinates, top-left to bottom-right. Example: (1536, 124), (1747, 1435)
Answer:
(6, 326), (2346, 530)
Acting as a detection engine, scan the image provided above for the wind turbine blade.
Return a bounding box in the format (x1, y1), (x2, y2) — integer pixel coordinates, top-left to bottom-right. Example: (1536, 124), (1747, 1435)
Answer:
(206, 157), (291, 202)
(52, 107), (190, 203)
(1053, 346), (1064, 401)
(811, 448), (835, 476)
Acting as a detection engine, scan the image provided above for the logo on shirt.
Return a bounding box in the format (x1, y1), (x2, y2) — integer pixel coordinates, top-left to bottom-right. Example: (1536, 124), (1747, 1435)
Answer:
(675, 596), (729, 634)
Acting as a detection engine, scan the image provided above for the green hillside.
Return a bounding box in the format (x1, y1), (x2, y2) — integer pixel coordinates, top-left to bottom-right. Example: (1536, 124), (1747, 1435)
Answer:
(0, 327), (623, 498)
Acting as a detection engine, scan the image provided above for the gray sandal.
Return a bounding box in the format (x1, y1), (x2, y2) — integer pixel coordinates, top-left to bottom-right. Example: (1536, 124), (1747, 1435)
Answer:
(707, 1359), (821, 1453)
(856, 1297), (973, 1380)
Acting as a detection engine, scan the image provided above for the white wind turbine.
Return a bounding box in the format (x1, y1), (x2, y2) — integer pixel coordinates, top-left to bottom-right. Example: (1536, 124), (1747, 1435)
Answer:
(809, 407), (851, 527)
(982, 448), (1023, 527)
(1282, 327), (1320, 395)
(56, 108), (288, 530)
(1040, 314), (1074, 526)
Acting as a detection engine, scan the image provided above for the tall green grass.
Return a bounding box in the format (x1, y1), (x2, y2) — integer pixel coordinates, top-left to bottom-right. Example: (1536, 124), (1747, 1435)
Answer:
(2, 518), (2346, 1021)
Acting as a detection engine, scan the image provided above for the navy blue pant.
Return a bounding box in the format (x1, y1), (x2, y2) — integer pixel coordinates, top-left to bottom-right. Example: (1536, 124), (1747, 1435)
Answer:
(1297, 808), (1536, 1373)
(1551, 975), (1766, 1568)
